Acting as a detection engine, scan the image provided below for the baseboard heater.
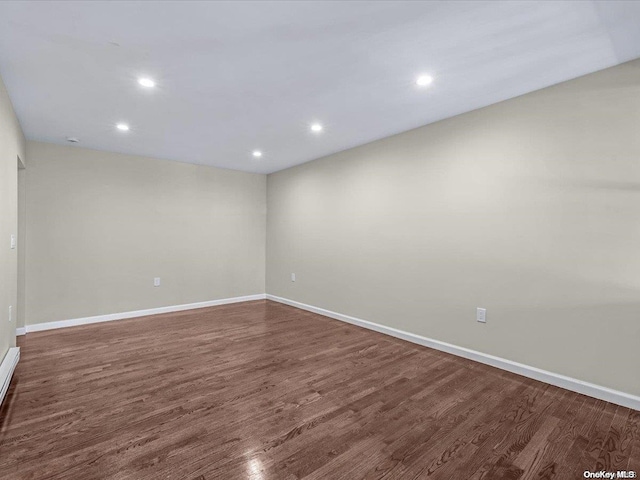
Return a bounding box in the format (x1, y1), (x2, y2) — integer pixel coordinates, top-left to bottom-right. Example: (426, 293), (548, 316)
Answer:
(0, 347), (20, 408)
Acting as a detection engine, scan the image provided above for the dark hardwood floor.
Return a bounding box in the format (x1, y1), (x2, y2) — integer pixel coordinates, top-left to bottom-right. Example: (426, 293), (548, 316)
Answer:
(0, 300), (637, 479)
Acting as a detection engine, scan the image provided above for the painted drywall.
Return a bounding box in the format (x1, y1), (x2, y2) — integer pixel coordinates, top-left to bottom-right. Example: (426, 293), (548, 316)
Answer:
(25, 142), (266, 325)
(0, 74), (26, 362)
(17, 161), (25, 330)
(267, 59), (640, 397)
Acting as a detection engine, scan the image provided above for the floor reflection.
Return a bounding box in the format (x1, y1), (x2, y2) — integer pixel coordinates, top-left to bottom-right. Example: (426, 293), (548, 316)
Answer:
(247, 456), (264, 480)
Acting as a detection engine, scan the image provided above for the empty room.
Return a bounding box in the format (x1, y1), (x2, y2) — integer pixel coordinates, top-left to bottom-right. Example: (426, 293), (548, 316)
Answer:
(0, 0), (639, 478)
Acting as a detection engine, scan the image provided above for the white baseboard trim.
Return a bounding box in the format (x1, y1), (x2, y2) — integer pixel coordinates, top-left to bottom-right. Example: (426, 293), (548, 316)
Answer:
(0, 347), (20, 408)
(25, 294), (267, 333)
(15, 327), (26, 336)
(266, 294), (640, 411)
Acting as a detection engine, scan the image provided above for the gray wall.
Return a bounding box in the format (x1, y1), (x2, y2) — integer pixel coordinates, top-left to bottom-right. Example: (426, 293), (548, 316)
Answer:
(0, 74), (26, 361)
(266, 59), (640, 397)
(25, 142), (266, 325)
(17, 160), (26, 330)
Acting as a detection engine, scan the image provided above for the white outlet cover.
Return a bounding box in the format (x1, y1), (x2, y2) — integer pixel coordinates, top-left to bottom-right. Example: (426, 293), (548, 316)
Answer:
(10, 234), (16, 249)
(476, 307), (486, 323)
(154, 277), (161, 287)
(291, 273), (296, 282)
(8, 305), (12, 323)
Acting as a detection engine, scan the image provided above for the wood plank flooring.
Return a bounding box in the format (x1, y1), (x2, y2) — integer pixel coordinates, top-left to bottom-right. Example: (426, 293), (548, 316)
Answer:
(0, 299), (638, 479)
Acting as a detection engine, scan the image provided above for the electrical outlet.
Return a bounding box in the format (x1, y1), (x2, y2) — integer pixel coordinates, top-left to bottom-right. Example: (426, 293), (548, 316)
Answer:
(10, 234), (16, 249)
(291, 273), (296, 282)
(8, 305), (12, 323)
(154, 277), (161, 287)
(476, 307), (486, 323)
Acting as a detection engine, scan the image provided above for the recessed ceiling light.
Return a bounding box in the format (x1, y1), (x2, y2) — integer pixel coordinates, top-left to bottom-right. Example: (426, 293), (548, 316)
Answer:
(252, 150), (262, 158)
(116, 123), (130, 131)
(138, 77), (155, 88)
(416, 74), (434, 87)
(310, 123), (323, 133)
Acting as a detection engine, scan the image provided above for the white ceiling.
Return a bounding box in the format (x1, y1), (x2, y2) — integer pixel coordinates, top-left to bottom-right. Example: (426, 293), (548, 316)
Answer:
(1, 1), (639, 174)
